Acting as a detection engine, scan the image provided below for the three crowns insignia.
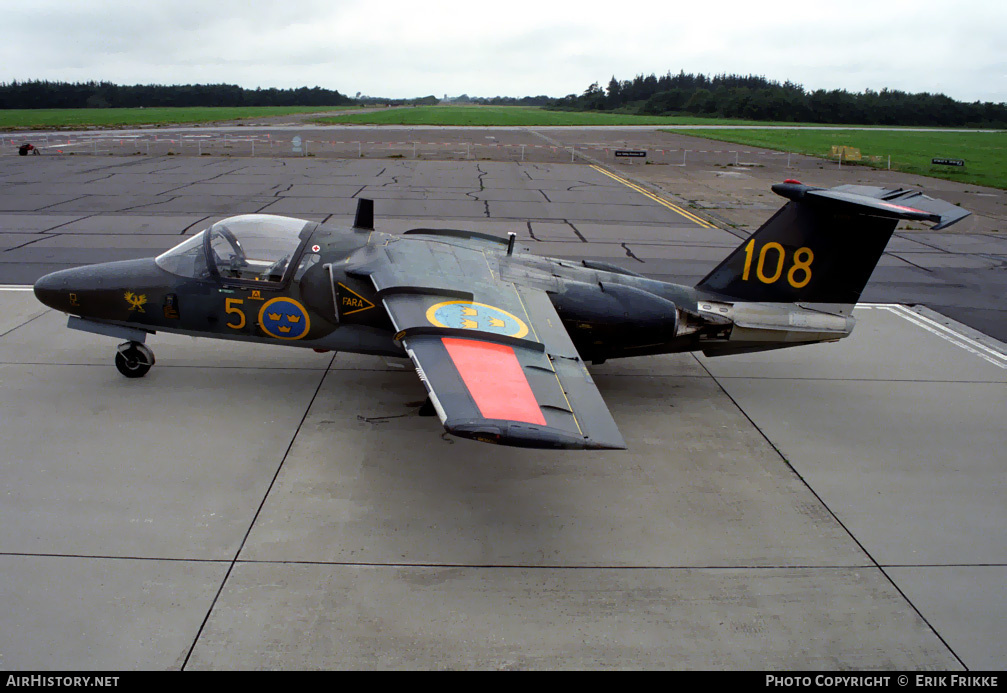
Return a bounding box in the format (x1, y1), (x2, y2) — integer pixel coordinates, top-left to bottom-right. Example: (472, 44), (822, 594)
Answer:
(268, 310), (302, 334)
(456, 306), (506, 330)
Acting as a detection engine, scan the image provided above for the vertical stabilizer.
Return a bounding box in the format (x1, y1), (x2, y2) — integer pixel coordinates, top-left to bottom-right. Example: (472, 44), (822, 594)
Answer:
(697, 182), (966, 304)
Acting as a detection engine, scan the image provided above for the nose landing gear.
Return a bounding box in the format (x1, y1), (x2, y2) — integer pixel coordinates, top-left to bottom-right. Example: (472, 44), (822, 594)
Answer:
(115, 341), (155, 378)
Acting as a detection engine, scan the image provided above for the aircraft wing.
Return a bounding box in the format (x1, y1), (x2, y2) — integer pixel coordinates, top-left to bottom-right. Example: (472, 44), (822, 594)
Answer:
(346, 235), (626, 450)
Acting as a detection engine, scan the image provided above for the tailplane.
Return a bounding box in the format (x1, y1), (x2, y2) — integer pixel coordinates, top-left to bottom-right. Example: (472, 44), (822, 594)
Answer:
(697, 182), (970, 304)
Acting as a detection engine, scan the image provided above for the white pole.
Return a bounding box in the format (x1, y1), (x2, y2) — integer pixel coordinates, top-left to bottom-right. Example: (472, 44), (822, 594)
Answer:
(735, 151), (739, 166)
(466, 142), (470, 158)
(888, 154), (891, 170)
(251, 140), (254, 157)
(358, 142), (361, 158)
(570, 147), (575, 163)
(413, 142), (417, 158)
(787, 152), (791, 168)
(305, 140), (308, 156)
(520, 145), (525, 162)
(683, 149), (688, 165)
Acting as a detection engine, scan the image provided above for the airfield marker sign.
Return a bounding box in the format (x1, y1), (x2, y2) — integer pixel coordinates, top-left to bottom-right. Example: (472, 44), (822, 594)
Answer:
(932, 158), (965, 166)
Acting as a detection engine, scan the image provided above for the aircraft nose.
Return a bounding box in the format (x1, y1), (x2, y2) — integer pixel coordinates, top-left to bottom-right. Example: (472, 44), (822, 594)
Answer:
(33, 258), (163, 316)
(33, 269), (72, 311)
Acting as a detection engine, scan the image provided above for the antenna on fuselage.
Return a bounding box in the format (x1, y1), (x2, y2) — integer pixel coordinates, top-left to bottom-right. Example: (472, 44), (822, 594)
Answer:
(353, 198), (374, 231)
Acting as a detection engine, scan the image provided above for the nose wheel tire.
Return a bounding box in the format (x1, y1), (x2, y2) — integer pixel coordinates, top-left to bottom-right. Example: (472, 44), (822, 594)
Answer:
(115, 342), (155, 378)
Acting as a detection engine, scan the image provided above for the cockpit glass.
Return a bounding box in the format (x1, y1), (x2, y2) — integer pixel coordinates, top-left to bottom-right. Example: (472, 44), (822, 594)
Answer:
(155, 214), (310, 282)
(155, 231), (210, 278)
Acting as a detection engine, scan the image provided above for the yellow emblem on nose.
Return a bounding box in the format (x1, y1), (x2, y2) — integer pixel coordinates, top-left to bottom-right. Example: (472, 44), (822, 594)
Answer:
(268, 312), (281, 321)
(124, 291), (147, 312)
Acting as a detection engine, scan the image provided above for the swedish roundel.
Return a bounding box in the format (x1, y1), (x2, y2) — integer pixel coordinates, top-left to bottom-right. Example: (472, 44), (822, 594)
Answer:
(426, 301), (529, 339)
(258, 297), (310, 340)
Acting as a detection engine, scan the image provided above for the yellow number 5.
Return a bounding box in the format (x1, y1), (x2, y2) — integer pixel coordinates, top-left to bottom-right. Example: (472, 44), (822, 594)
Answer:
(225, 298), (245, 329)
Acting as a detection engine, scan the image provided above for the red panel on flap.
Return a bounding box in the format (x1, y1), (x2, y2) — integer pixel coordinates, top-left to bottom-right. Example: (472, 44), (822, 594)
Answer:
(442, 338), (547, 426)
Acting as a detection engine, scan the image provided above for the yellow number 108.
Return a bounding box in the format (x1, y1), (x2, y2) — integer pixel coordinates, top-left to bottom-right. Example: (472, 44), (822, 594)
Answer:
(742, 240), (814, 289)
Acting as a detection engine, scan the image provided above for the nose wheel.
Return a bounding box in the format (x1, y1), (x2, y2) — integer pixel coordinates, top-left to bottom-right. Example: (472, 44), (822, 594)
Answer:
(115, 342), (155, 378)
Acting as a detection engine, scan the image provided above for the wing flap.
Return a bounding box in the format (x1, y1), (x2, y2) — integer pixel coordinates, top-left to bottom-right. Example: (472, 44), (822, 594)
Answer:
(404, 333), (624, 450)
(441, 338), (546, 425)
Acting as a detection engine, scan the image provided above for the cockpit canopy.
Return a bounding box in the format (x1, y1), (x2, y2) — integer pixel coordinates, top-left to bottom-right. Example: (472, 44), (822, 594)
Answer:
(155, 214), (311, 283)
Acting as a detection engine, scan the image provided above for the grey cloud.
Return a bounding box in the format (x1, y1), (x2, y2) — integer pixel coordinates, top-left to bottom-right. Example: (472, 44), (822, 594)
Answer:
(2, 0), (1004, 102)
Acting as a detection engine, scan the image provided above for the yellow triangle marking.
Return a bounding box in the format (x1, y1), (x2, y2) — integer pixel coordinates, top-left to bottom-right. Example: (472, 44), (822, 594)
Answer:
(337, 282), (376, 316)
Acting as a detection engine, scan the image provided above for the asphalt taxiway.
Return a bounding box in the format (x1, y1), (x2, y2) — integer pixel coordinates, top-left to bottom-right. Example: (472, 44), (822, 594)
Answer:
(0, 149), (1004, 670)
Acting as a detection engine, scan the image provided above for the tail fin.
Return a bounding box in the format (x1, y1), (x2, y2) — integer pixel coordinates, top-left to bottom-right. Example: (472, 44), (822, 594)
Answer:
(697, 182), (970, 304)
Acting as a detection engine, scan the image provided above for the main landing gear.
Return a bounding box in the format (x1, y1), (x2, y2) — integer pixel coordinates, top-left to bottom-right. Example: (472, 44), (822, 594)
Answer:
(418, 397), (437, 417)
(115, 341), (155, 378)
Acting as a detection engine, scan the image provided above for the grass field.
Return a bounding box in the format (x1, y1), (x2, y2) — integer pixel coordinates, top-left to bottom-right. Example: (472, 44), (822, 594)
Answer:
(664, 128), (1007, 189)
(0, 106), (361, 129)
(314, 105), (797, 127)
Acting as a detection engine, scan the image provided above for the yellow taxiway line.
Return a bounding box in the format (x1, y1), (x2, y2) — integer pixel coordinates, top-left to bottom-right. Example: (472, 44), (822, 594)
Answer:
(589, 164), (716, 229)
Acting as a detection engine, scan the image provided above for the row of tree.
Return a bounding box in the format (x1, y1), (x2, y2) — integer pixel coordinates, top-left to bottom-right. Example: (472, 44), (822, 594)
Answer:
(354, 94), (554, 107)
(2, 75), (1004, 127)
(443, 94), (555, 106)
(552, 72), (1007, 127)
(0, 80), (353, 109)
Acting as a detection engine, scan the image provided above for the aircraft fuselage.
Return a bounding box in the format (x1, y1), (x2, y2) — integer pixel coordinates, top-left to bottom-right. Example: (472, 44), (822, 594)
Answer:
(33, 217), (712, 364)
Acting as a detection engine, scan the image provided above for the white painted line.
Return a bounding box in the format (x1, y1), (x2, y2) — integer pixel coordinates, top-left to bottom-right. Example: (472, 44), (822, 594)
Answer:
(876, 305), (1006, 370)
(862, 303), (1006, 360)
(889, 304), (1007, 363)
(860, 302), (1007, 364)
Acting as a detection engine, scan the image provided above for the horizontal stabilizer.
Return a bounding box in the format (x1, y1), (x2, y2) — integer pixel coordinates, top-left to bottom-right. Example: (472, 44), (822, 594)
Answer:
(773, 182), (971, 230)
(825, 185), (971, 230)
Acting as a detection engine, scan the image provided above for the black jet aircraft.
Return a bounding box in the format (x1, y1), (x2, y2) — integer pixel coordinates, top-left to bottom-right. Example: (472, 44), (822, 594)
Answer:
(33, 181), (969, 450)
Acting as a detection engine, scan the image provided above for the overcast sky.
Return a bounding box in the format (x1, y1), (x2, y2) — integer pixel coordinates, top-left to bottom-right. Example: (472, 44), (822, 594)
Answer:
(4, 0), (1005, 103)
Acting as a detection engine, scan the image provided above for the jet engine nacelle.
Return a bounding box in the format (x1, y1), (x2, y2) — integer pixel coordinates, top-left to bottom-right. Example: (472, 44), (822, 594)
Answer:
(551, 279), (679, 333)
